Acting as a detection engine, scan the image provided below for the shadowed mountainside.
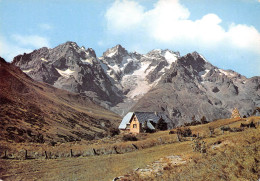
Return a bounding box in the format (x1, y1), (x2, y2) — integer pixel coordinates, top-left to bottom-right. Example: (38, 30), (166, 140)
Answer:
(0, 57), (121, 144)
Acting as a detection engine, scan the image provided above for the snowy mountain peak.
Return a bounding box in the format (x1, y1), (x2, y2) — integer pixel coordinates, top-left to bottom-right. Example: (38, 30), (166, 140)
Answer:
(147, 49), (179, 57)
(190, 51), (208, 63)
(103, 44), (128, 58)
(181, 52), (209, 66)
(85, 48), (96, 58)
(12, 42), (259, 125)
(162, 50), (179, 64)
(147, 49), (163, 56)
(63, 41), (79, 49)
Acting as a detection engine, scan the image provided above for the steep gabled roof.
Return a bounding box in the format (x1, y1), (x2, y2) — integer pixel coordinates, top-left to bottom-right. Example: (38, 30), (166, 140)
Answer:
(134, 112), (160, 124)
(119, 112), (169, 130)
(119, 112), (134, 129)
(146, 121), (156, 130)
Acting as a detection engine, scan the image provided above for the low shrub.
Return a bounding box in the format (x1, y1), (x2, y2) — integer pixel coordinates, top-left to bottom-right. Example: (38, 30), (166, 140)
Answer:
(230, 127), (244, 132)
(169, 130), (175, 134)
(177, 128), (192, 137)
(156, 118), (168, 131)
(184, 121), (201, 126)
(240, 121), (256, 128)
(122, 135), (138, 141)
(220, 126), (231, 131)
(200, 116), (209, 124)
(108, 128), (120, 137)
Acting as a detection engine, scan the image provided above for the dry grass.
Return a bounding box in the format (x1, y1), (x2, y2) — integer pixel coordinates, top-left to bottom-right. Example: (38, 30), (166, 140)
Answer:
(127, 118), (260, 181)
(139, 129), (259, 181)
(0, 116), (259, 181)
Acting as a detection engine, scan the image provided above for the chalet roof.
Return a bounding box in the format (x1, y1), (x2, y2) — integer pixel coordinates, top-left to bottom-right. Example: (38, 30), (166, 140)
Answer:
(146, 121), (156, 130)
(134, 112), (160, 124)
(119, 112), (169, 130)
(119, 112), (134, 129)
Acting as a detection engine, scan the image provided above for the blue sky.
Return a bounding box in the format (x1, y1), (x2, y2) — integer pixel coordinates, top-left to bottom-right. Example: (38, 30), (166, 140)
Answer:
(0, 0), (259, 77)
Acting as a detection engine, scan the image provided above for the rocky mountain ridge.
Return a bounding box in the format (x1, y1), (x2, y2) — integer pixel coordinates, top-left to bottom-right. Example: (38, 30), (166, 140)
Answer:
(12, 42), (123, 109)
(12, 42), (260, 126)
(132, 52), (259, 125)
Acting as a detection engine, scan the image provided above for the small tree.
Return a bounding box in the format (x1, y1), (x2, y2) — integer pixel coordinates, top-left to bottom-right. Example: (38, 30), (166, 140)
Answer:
(108, 128), (120, 137)
(200, 116), (209, 124)
(177, 128), (192, 137)
(156, 118), (168, 131)
(122, 135), (138, 141)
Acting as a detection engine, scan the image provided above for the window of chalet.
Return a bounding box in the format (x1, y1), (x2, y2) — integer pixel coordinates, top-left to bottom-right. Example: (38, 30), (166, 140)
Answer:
(133, 124), (137, 128)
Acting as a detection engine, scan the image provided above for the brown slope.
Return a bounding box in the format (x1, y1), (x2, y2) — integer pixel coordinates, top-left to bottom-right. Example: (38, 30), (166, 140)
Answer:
(0, 57), (121, 144)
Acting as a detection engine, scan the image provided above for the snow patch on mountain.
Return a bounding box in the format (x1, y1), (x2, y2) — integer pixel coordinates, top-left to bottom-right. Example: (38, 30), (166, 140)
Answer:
(199, 54), (208, 62)
(199, 69), (210, 78)
(101, 47), (181, 102)
(164, 50), (178, 63)
(219, 69), (236, 77)
(122, 60), (162, 99)
(41, 58), (48, 62)
(107, 51), (117, 58)
(56, 68), (75, 78)
(80, 57), (93, 65)
(22, 69), (33, 73)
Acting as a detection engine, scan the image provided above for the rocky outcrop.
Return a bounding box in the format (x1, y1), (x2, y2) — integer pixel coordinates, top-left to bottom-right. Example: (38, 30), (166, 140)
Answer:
(100, 47), (180, 115)
(12, 42), (123, 109)
(231, 108), (241, 119)
(131, 52), (259, 125)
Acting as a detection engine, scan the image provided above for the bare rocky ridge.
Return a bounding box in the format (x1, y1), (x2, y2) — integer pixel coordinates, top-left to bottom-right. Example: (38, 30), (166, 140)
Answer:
(12, 42), (260, 126)
(100, 46), (180, 116)
(12, 42), (123, 109)
(132, 52), (260, 125)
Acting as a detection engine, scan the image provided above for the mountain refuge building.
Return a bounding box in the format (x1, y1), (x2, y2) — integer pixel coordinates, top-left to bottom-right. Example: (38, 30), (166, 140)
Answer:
(119, 112), (168, 134)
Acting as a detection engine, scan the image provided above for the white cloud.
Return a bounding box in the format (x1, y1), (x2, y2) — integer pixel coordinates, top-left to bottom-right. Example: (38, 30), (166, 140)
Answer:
(0, 36), (33, 62)
(105, 0), (144, 31)
(39, 23), (53, 30)
(11, 34), (50, 48)
(227, 24), (260, 53)
(105, 0), (260, 55)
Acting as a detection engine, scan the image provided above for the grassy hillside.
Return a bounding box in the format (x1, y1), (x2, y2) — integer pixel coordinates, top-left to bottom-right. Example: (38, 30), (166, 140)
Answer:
(0, 116), (259, 180)
(0, 57), (121, 144)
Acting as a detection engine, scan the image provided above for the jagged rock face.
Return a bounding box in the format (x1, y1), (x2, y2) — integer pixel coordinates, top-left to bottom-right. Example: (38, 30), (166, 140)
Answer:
(13, 42), (260, 126)
(100, 47), (180, 115)
(12, 42), (123, 108)
(131, 52), (260, 125)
